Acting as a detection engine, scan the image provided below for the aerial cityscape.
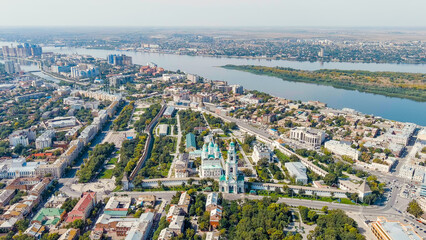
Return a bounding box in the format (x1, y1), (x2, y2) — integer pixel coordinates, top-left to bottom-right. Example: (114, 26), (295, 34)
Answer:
(0, 1), (425, 240)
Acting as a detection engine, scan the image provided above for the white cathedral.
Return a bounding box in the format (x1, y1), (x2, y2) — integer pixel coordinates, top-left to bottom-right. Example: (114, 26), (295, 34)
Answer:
(200, 141), (223, 178)
(219, 142), (245, 194)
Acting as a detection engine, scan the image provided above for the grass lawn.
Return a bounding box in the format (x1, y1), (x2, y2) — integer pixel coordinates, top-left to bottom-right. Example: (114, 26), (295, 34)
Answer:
(99, 169), (114, 179)
(108, 158), (118, 165)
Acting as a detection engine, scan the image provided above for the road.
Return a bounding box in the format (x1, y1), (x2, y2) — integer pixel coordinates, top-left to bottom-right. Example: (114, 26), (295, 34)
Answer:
(58, 110), (120, 197)
(129, 104), (167, 181)
(168, 113), (182, 178)
(195, 107), (426, 238)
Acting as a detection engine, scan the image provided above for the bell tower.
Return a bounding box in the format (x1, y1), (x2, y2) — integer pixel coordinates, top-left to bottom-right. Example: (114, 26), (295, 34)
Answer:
(225, 142), (237, 179)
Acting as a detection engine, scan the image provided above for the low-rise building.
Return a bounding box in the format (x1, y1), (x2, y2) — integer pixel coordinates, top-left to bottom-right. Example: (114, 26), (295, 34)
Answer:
(177, 191), (191, 214)
(66, 192), (97, 223)
(45, 116), (78, 129)
(206, 192), (219, 212)
(95, 212), (154, 240)
(45, 194), (68, 208)
(158, 228), (174, 240)
(104, 196), (132, 217)
(15, 92), (45, 102)
(356, 157), (397, 173)
(338, 180), (372, 201)
(0, 159), (46, 179)
(158, 124), (169, 136)
(36, 129), (56, 149)
(186, 133), (196, 152)
(285, 162), (308, 185)
(239, 94), (260, 105)
(163, 106), (175, 118)
(24, 223), (45, 239)
(324, 140), (360, 160)
(136, 195), (156, 208)
(209, 207), (222, 229)
(371, 216), (422, 240)
(125, 212), (154, 240)
(290, 127), (325, 148)
(252, 143), (272, 164)
(175, 153), (190, 178)
(58, 229), (79, 240)
(32, 208), (66, 227)
(206, 232), (220, 240)
(9, 129), (35, 147)
(0, 190), (15, 207)
(383, 123), (416, 146)
(169, 216), (185, 235)
(166, 205), (184, 222)
(399, 164), (415, 180)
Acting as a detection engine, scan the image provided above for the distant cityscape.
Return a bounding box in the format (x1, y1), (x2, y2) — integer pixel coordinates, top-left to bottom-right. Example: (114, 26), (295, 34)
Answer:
(0, 27), (425, 240)
(1, 28), (426, 64)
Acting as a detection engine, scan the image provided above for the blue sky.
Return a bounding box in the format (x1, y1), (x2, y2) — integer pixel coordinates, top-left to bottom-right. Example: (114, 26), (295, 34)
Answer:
(1, 0), (425, 27)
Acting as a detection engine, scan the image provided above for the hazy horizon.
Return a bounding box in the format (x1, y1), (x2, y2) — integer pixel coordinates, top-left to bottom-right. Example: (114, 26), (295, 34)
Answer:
(1, 0), (425, 27)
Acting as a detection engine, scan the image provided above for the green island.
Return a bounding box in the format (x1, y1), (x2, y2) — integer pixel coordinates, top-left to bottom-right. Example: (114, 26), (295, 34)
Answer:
(222, 64), (426, 102)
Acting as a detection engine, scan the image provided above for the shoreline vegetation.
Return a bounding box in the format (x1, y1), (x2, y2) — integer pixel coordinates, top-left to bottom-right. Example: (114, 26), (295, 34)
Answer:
(222, 64), (426, 102)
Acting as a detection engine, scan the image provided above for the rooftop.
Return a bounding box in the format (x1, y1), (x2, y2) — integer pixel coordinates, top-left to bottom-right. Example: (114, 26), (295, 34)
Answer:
(376, 217), (422, 240)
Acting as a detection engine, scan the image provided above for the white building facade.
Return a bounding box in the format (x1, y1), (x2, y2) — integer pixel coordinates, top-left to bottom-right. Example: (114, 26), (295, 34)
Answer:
(290, 127), (325, 148)
(200, 141), (223, 178)
(219, 142), (245, 194)
(324, 140), (360, 160)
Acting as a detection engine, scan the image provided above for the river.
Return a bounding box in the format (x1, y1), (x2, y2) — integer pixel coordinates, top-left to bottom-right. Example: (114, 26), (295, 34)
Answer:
(1, 42), (425, 125)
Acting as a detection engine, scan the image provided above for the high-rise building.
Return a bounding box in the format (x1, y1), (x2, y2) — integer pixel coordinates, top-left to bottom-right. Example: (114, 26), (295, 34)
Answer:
(318, 48), (324, 57)
(30, 45), (42, 57)
(186, 74), (200, 83)
(107, 54), (132, 66)
(71, 64), (100, 79)
(4, 61), (16, 74)
(35, 130), (56, 149)
(230, 84), (244, 94)
(2, 46), (10, 57)
(2, 43), (42, 58)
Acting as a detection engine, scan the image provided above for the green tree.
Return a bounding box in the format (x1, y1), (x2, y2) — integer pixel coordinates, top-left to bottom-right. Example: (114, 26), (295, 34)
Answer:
(15, 219), (30, 232)
(323, 173), (338, 186)
(308, 210), (318, 222)
(407, 200), (424, 218)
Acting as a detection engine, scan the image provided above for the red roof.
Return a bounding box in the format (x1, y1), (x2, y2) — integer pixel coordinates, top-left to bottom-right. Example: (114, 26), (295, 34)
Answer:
(66, 192), (96, 223)
(76, 192), (96, 212)
(31, 153), (53, 158)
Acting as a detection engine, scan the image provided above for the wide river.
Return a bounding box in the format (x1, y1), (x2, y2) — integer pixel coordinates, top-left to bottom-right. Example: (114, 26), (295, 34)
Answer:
(2, 42), (426, 125)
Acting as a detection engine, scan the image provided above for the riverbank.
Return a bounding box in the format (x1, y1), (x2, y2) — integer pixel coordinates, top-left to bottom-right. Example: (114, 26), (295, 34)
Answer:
(222, 65), (426, 102)
(3, 42), (424, 124)
(69, 45), (426, 64)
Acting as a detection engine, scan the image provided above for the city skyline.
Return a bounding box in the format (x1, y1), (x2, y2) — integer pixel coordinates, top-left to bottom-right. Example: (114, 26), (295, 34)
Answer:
(1, 0), (426, 27)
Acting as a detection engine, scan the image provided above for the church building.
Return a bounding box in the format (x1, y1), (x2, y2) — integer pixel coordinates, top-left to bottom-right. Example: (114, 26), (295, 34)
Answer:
(219, 142), (245, 194)
(200, 141), (223, 178)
